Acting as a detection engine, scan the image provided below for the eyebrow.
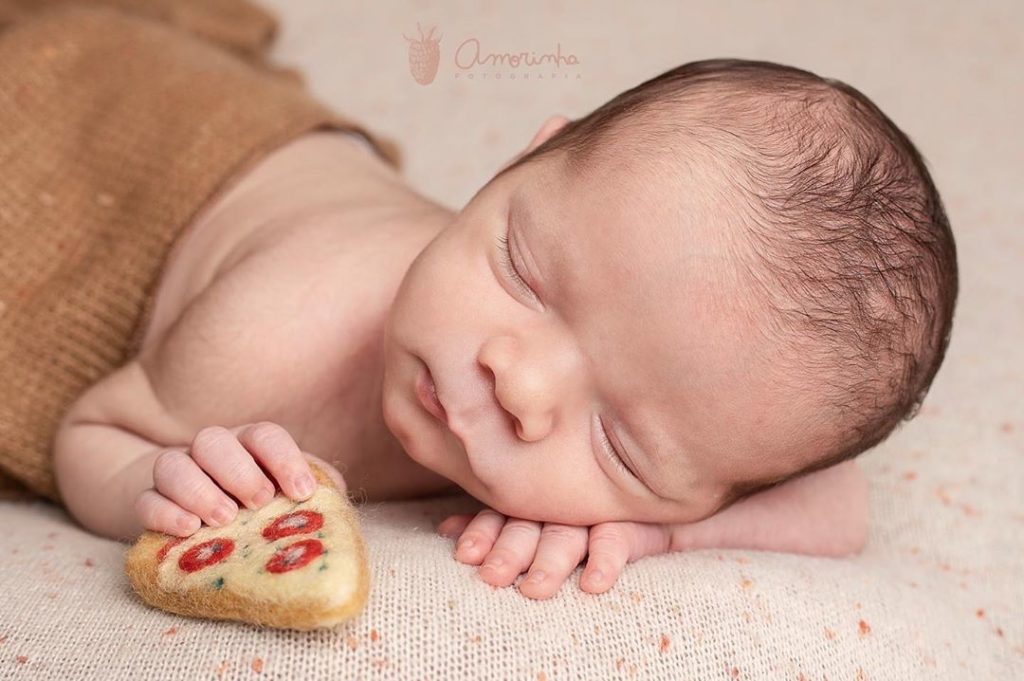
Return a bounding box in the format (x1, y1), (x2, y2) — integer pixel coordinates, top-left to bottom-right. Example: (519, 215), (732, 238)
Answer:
(511, 196), (672, 502)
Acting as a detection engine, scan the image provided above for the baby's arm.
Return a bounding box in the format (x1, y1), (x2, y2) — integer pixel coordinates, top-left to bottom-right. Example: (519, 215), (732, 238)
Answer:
(669, 459), (868, 556)
(54, 360), (340, 542)
(54, 359), (173, 541)
(53, 250), (345, 542)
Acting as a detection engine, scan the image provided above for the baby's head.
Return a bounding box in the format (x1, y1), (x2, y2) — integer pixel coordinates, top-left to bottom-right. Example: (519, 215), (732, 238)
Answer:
(383, 58), (958, 525)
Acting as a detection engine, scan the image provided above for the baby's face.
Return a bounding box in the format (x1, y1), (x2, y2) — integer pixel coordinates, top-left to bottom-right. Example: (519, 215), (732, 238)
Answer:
(383, 124), (825, 525)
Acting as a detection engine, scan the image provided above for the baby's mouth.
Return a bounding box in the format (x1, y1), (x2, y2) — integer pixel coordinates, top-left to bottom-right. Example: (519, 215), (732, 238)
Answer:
(416, 362), (449, 425)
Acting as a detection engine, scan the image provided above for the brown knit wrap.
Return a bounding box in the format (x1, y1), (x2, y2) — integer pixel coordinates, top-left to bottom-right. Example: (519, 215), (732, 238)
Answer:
(0, 0), (402, 505)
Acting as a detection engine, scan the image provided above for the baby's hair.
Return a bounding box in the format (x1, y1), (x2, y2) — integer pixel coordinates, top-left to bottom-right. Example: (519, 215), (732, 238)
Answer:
(503, 58), (958, 509)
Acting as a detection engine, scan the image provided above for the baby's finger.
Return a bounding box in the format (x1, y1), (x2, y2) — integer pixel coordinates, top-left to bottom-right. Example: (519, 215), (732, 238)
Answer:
(189, 426), (275, 511)
(134, 488), (201, 538)
(436, 513), (475, 538)
(151, 448), (238, 529)
(453, 509), (508, 565)
(478, 518), (542, 588)
(516, 523), (589, 600)
(581, 521), (670, 593)
(235, 422), (315, 501)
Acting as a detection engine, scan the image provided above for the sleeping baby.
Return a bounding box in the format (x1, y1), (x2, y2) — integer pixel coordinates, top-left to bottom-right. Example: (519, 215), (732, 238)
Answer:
(47, 50), (958, 599)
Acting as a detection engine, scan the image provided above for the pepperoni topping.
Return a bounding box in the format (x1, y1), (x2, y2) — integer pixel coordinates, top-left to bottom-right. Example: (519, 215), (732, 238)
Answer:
(265, 539), (324, 574)
(262, 510), (324, 541)
(178, 538), (235, 573)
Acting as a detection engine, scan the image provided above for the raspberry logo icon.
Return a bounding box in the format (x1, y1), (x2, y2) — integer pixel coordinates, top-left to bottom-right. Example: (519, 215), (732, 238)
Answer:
(404, 23), (441, 85)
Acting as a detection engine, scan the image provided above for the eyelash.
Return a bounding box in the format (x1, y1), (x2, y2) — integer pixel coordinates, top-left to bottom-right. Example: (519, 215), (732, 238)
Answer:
(495, 232), (537, 301)
(598, 417), (634, 480)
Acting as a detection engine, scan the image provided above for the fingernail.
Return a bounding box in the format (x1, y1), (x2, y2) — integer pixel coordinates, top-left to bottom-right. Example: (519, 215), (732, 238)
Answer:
(586, 569), (604, 587)
(483, 557), (504, 570)
(211, 505), (234, 526)
(252, 487), (274, 507)
(526, 570), (546, 584)
(457, 539), (475, 553)
(294, 474), (315, 497)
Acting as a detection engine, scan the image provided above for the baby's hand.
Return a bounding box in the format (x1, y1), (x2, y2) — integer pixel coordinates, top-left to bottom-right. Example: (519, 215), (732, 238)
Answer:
(134, 422), (346, 537)
(437, 509), (678, 600)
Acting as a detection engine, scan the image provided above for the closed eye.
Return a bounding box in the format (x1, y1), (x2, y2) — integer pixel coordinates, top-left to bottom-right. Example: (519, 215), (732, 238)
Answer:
(495, 232), (537, 302)
(598, 415), (637, 481)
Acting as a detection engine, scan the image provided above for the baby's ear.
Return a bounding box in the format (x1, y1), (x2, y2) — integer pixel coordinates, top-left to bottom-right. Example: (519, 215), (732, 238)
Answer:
(496, 115), (571, 175)
(525, 114), (571, 154)
(524, 114), (573, 153)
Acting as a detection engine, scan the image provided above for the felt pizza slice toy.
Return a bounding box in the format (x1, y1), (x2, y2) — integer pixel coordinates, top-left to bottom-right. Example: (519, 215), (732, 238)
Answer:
(124, 462), (369, 630)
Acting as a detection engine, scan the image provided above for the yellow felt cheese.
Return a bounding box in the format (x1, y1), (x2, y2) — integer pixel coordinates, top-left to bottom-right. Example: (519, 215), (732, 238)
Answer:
(124, 462), (369, 630)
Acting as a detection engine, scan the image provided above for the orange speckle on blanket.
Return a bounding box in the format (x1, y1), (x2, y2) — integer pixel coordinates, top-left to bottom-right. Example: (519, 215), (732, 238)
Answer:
(856, 667), (868, 680)
(615, 657), (624, 670)
(909, 546), (921, 555)
(733, 555), (750, 564)
(163, 626), (178, 637)
(960, 503), (980, 517)
(370, 629), (380, 642)
(730, 665), (740, 678)
(537, 672), (548, 681)
(824, 627), (837, 640)
(659, 633), (670, 652)
(858, 619), (872, 637)
(1000, 422), (1014, 434)
(84, 558), (95, 567)
(854, 602), (862, 609)
(739, 577), (754, 590)
(46, 531), (58, 539)
(976, 608), (985, 619)
(251, 657), (264, 673)
(934, 486), (953, 505)
(346, 635), (359, 650)
(901, 471), (917, 481)
(16, 655), (28, 664)
(0, 634), (7, 643)
(214, 661), (229, 679)
(995, 627), (1004, 638)
(629, 591), (644, 603)
(798, 674), (809, 681)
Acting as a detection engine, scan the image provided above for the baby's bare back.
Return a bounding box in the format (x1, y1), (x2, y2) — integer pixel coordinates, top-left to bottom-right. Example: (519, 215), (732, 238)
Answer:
(54, 130), (455, 540)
